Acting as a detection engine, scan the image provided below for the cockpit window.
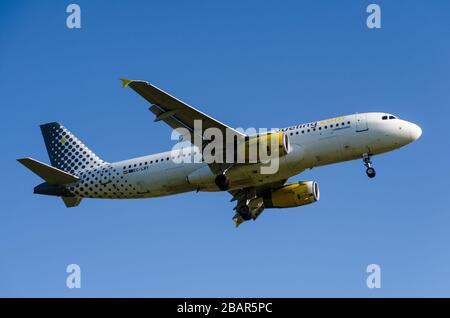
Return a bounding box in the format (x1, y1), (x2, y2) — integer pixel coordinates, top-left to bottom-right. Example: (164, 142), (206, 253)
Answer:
(389, 115), (396, 119)
(382, 115), (388, 120)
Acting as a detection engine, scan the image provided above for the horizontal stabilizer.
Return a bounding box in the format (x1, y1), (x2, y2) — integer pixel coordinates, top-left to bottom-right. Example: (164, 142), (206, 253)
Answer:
(62, 196), (82, 208)
(17, 158), (79, 185)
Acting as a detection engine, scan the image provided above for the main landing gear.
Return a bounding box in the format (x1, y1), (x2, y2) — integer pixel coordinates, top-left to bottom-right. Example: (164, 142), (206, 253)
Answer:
(362, 153), (376, 178)
(236, 204), (252, 221)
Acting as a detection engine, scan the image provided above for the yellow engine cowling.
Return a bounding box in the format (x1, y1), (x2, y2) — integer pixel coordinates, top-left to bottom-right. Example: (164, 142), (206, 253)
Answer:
(263, 181), (320, 208)
(236, 131), (290, 163)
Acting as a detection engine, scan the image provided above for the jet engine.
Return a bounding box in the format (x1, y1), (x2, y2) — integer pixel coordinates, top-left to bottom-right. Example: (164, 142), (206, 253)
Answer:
(263, 181), (320, 208)
(213, 131), (291, 191)
(236, 131), (290, 163)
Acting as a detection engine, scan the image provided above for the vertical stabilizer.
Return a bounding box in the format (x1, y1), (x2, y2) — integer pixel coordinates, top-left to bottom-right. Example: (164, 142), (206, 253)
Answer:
(40, 122), (108, 174)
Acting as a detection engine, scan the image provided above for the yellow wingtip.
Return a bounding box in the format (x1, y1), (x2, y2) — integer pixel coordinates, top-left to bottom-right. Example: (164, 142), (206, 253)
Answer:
(120, 77), (133, 88)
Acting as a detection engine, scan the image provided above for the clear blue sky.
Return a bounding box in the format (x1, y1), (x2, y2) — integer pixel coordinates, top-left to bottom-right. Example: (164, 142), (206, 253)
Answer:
(1, 0), (449, 297)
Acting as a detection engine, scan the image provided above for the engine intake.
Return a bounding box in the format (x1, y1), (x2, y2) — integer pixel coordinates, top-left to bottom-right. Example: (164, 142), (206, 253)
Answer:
(263, 181), (320, 208)
(214, 174), (230, 191)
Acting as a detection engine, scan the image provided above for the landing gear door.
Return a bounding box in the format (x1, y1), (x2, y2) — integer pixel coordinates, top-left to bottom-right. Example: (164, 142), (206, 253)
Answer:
(355, 113), (368, 132)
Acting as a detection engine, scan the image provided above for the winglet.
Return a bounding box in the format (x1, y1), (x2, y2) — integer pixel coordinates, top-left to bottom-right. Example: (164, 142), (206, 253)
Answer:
(120, 77), (133, 88)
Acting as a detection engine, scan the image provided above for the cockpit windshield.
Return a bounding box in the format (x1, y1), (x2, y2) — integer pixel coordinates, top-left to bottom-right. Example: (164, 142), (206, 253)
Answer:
(382, 114), (397, 120)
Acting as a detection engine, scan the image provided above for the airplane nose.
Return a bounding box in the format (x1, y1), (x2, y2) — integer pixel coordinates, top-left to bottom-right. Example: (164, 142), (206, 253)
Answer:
(409, 122), (422, 141)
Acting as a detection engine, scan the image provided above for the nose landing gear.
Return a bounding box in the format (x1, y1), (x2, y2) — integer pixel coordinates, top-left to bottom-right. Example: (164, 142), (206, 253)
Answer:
(362, 153), (376, 178)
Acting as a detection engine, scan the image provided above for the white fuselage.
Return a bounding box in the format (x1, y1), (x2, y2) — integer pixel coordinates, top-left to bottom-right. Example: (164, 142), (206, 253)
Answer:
(66, 112), (421, 199)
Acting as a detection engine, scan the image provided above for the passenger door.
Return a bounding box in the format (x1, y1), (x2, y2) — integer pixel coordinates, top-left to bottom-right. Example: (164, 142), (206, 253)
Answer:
(355, 113), (368, 132)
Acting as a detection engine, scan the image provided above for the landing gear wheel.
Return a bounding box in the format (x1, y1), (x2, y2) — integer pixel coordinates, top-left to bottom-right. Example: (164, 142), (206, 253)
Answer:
(362, 153), (376, 179)
(237, 205), (252, 221)
(366, 167), (376, 178)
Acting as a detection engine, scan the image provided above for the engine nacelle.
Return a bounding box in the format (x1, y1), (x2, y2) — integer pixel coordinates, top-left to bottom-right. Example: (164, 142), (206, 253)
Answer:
(236, 131), (290, 163)
(263, 181), (320, 208)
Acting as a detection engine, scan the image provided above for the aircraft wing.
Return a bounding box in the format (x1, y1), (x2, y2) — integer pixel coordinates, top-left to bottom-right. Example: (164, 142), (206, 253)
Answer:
(120, 78), (246, 141)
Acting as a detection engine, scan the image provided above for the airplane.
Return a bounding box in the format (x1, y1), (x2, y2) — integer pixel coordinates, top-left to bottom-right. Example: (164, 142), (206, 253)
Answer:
(17, 78), (422, 226)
